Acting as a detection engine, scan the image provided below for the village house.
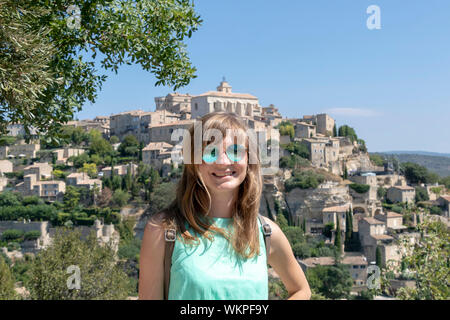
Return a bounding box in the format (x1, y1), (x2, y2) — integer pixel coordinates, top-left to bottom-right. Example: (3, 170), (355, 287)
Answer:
(0, 142), (40, 159)
(295, 122), (316, 139)
(259, 104), (283, 127)
(66, 172), (102, 190)
(16, 174), (66, 202)
(147, 119), (195, 145)
(154, 92), (192, 117)
(387, 185), (416, 204)
(437, 195), (450, 217)
(374, 211), (407, 233)
(100, 163), (138, 178)
(0, 159), (13, 175)
(142, 142), (176, 176)
(52, 147), (85, 164)
(298, 252), (369, 291)
(23, 162), (53, 180)
(109, 109), (179, 143)
(66, 116), (110, 137)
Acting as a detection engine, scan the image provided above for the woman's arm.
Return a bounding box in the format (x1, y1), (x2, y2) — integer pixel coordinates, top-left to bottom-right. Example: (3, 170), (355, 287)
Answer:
(265, 218), (312, 300)
(138, 213), (166, 300)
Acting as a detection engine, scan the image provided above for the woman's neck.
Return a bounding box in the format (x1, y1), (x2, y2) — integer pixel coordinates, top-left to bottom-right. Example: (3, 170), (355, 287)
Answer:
(208, 190), (237, 218)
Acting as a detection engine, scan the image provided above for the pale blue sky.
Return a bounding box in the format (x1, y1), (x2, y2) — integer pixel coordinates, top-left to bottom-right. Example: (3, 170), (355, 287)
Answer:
(77, 0), (450, 153)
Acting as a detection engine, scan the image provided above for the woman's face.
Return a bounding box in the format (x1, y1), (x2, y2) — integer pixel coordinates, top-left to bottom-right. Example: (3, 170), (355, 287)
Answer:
(197, 134), (248, 196)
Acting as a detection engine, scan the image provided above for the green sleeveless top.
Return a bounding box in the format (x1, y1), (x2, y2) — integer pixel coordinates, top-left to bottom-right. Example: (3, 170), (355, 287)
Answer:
(168, 216), (268, 300)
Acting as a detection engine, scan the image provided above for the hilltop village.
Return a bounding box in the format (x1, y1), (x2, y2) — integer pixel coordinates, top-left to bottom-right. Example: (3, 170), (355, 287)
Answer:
(1, 80), (449, 299)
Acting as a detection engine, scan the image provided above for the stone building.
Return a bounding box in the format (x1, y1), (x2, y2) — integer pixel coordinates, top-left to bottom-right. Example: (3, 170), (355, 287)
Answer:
(190, 80), (262, 119)
(109, 109), (179, 143)
(52, 148), (85, 164)
(16, 174), (66, 202)
(148, 119), (195, 145)
(23, 162), (53, 180)
(142, 142), (175, 174)
(259, 104), (283, 127)
(100, 163), (138, 178)
(0, 159), (13, 175)
(387, 186), (416, 204)
(154, 92), (192, 117)
(295, 122), (316, 139)
(298, 252), (369, 290)
(0, 142), (40, 159)
(0, 221), (52, 253)
(66, 118), (110, 137)
(66, 172), (102, 190)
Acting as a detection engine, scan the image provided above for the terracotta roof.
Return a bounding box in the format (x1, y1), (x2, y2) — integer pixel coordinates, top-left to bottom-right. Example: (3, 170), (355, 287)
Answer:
(392, 185), (415, 191)
(149, 119), (194, 128)
(323, 204), (350, 213)
(439, 195), (450, 202)
(363, 217), (385, 225)
(142, 142), (174, 151)
(195, 91), (258, 100)
(386, 211), (403, 218)
(371, 234), (394, 240)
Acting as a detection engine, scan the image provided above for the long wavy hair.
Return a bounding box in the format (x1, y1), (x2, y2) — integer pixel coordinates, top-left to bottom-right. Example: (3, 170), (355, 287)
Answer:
(159, 111), (263, 259)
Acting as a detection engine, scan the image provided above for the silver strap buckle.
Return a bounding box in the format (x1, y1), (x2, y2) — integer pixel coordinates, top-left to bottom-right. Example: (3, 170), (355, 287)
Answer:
(262, 224), (272, 236)
(164, 228), (176, 242)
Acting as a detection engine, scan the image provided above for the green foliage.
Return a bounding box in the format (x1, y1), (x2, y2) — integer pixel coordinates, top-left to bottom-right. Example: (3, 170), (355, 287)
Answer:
(275, 213), (288, 231)
(322, 222), (334, 239)
(149, 182), (176, 213)
(285, 169), (325, 192)
(338, 125), (358, 142)
(349, 183), (370, 194)
(0, 191), (22, 207)
(440, 176), (450, 189)
(306, 264), (353, 299)
(118, 135), (140, 157)
(387, 216), (450, 300)
(370, 154), (385, 167)
(376, 246), (383, 268)
(28, 228), (130, 299)
(24, 231), (42, 241)
(279, 154), (310, 170)
(415, 187), (429, 202)
(1, 229), (25, 241)
(64, 186), (81, 211)
(400, 162), (438, 184)
(334, 217), (342, 250)
(278, 121), (294, 139)
(377, 187), (387, 200)
(0, 135), (17, 146)
(112, 189), (131, 208)
(0, 256), (17, 300)
(0, 0), (202, 139)
(391, 205), (403, 214)
(268, 277), (288, 300)
(281, 142), (310, 159)
(430, 206), (443, 215)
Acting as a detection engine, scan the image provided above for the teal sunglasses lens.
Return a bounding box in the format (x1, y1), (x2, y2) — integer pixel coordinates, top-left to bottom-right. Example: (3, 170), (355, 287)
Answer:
(202, 145), (218, 163)
(226, 144), (246, 162)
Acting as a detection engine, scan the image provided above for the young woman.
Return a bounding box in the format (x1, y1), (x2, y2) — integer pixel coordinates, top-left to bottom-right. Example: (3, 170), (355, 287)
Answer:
(139, 112), (311, 300)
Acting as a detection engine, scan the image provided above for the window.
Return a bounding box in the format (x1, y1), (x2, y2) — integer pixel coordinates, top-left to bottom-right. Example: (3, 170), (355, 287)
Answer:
(360, 265), (366, 269)
(195, 103), (198, 110)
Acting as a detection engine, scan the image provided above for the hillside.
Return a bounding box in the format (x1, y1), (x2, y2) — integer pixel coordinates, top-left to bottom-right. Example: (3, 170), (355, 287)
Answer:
(374, 152), (450, 177)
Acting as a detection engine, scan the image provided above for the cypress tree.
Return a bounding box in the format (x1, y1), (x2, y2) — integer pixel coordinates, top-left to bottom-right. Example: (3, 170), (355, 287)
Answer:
(334, 216), (342, 251)
(376, 246), (383, 268)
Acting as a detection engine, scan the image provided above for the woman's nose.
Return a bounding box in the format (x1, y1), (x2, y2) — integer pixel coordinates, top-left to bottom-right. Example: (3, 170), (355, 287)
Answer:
(216, 147), (232, 165)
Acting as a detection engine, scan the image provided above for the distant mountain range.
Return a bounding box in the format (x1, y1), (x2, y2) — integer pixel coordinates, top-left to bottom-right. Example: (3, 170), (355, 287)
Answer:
(372, 151), (450, 178)
(380, 151), (450, 158)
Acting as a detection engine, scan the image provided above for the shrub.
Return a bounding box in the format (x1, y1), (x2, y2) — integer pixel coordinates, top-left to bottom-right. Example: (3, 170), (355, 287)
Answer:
(392, 205), (403, 214)
(349, 183), (370, 194)
(430, 206), (443, 215)
(1, 229), (24, 241)
(24, 231), (41, 241)
(285, 170), (325, 192)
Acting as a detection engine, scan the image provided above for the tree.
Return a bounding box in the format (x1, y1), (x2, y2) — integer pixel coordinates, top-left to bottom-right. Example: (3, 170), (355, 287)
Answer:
(332, 124), (337, 137)
(334, 217), (342, 255)
(275, 213), (288, 231)
(28, 228), (130, 299)
(376, 246), (383, 268)
(415, 187), (429, 202)
(118, 135), (140, 157)
(306, 264), (353, 299)
(112, 189), (131, 208)
(387, 216), (450, 300)
(148, 182), (177, 213)
(0, 255), (17, 300)
(338, 125), (358, 142)
(63, 186), (81, 211)
(78, 163), (97, 179)
(0, 0), (202, 140)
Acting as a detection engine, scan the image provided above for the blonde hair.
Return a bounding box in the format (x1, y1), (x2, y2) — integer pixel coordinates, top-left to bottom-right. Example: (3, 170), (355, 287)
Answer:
(159, 111), (263, 259)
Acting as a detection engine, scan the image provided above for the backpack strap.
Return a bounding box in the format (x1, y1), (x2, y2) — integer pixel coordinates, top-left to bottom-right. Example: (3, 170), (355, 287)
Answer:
(258, 214), (272, 259)
(163, 227), (176, 300)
